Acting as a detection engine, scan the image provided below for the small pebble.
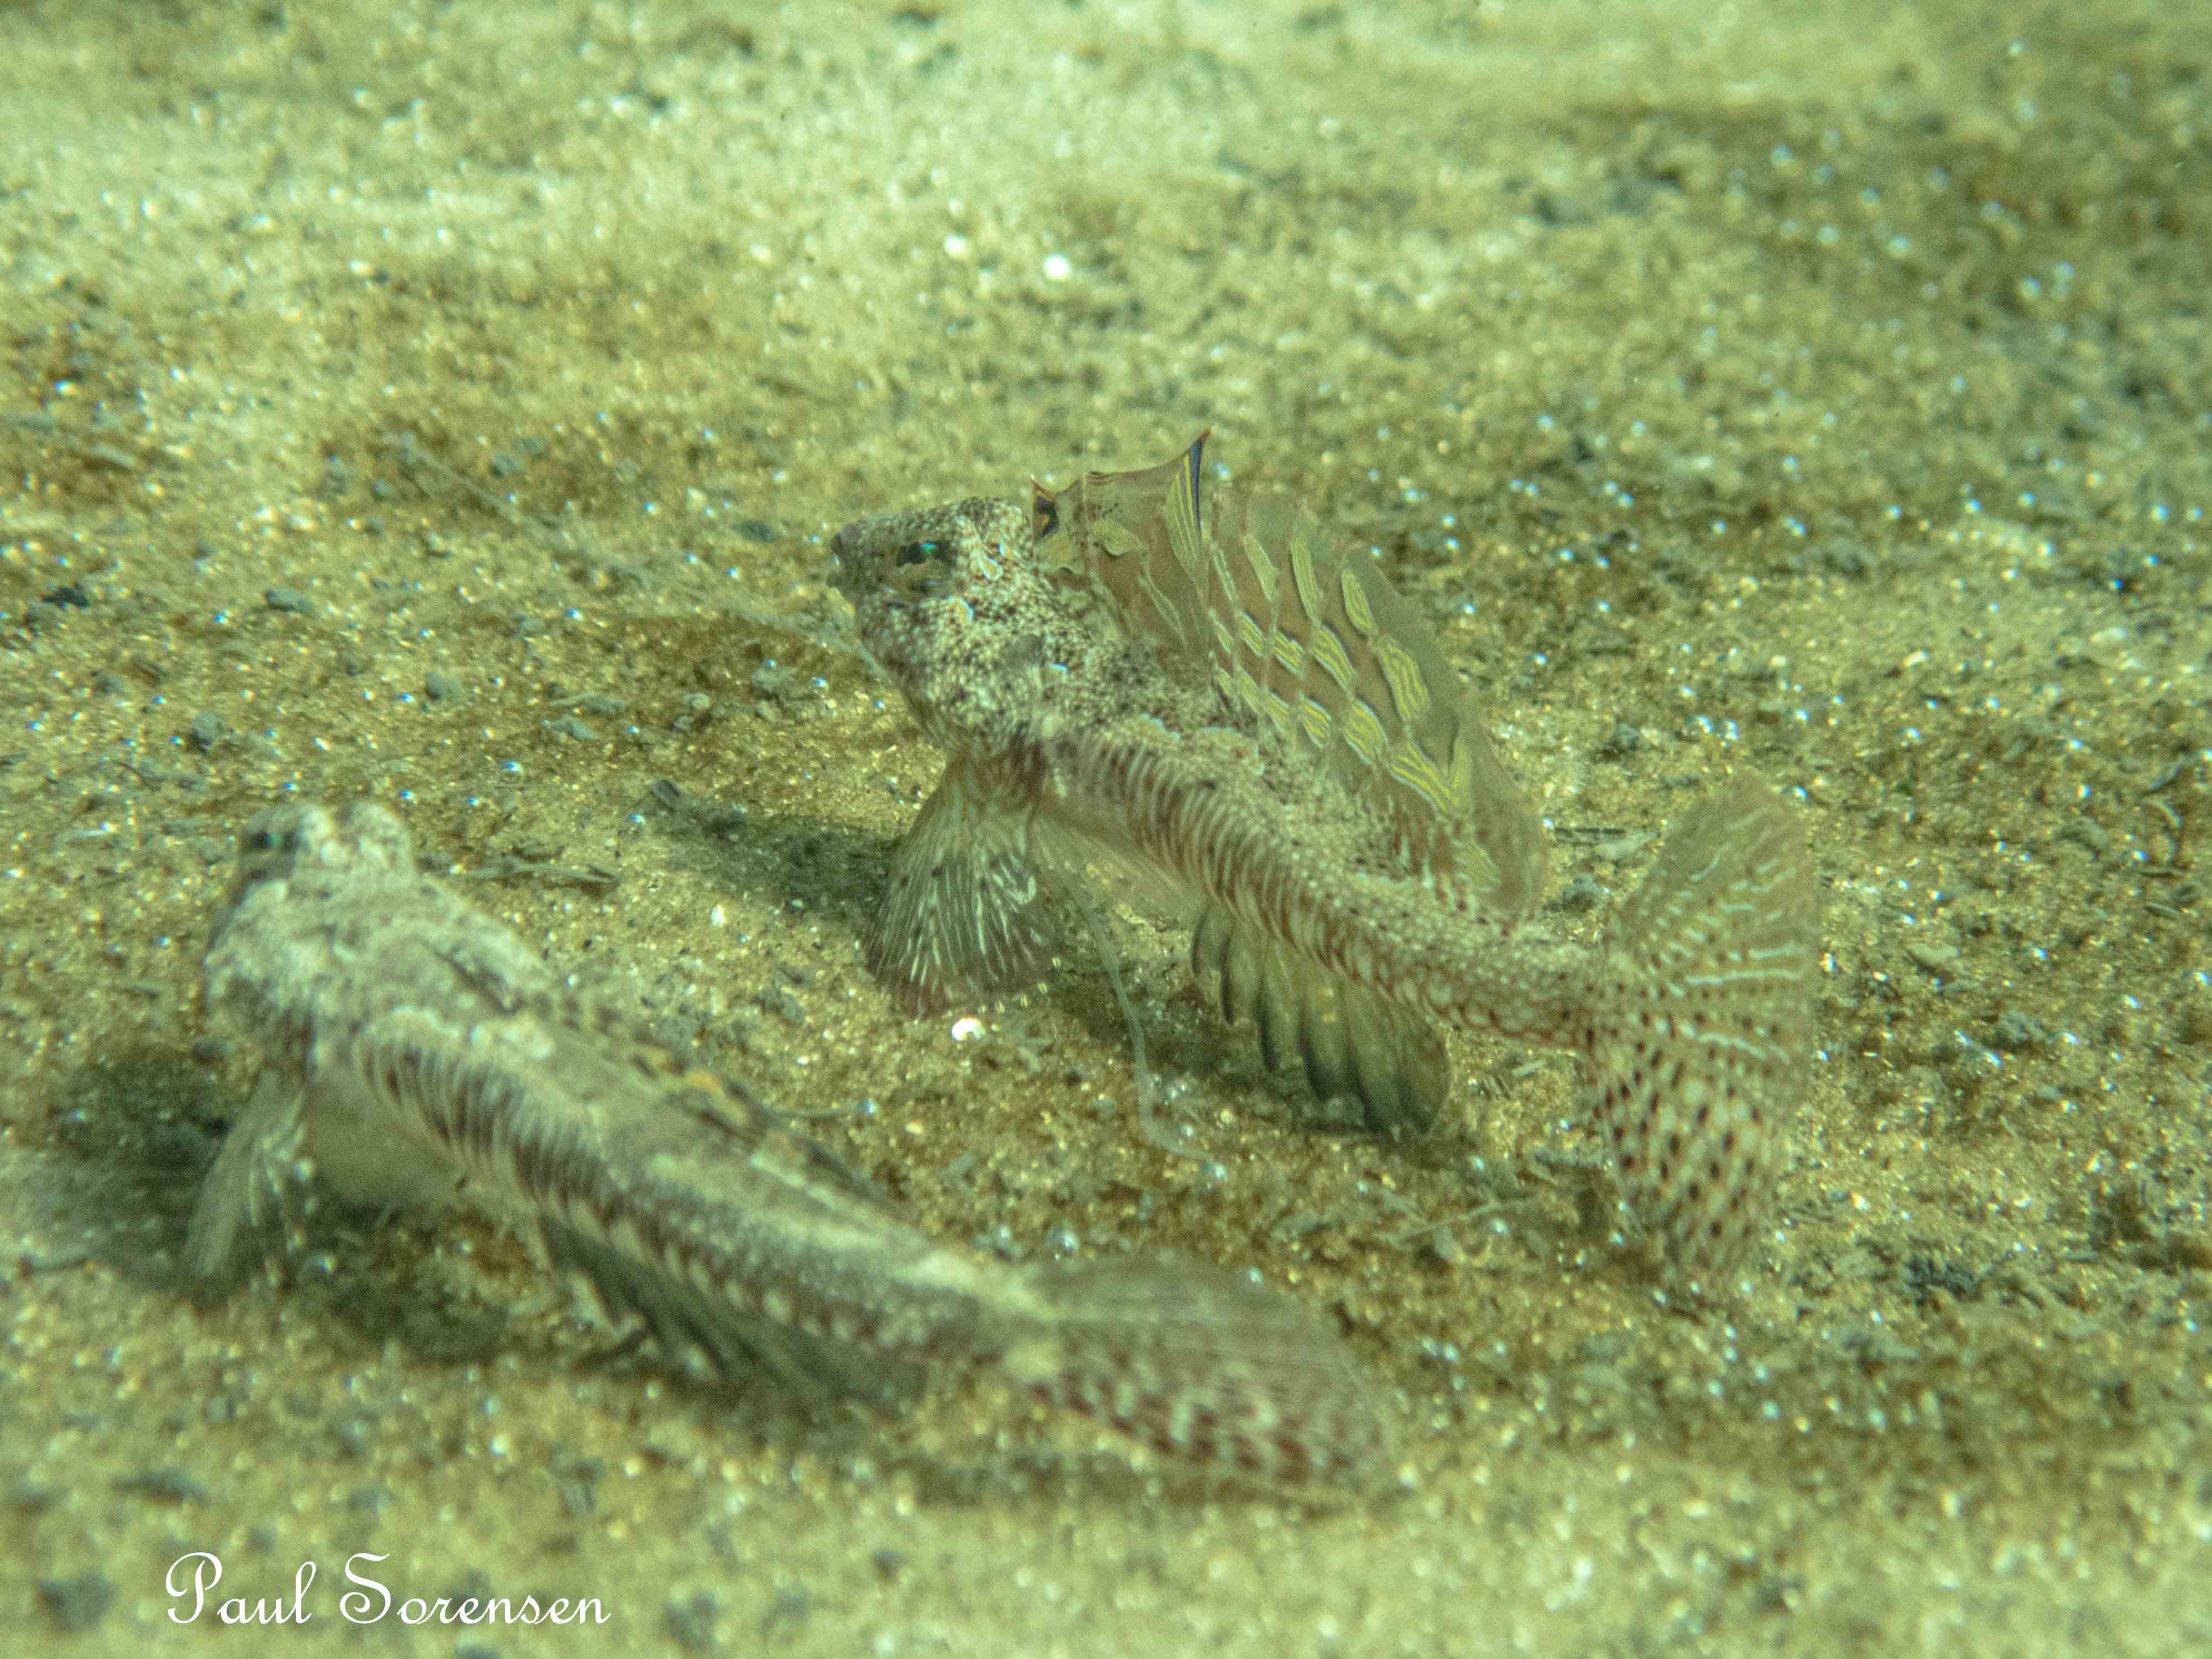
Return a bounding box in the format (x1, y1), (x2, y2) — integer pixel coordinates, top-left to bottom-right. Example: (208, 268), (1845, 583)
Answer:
(1549, 873), (1608, 913)
(665, 1590), (721, 1653)
(38, 1571), (115, 1633)
(1593, 830), (1656, 864)
(752, 662), (800, 699)
(1989, 1010), (2051, 1053)
(1905, 941), (1961, 974)
(1594, 719), (1642, 759)
(264, 586), (314, 615)
(113, 1466), (210, 1505)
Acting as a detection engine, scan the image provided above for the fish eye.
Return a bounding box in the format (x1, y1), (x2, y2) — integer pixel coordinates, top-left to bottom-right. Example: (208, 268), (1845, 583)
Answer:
(894, 540), (944, 567)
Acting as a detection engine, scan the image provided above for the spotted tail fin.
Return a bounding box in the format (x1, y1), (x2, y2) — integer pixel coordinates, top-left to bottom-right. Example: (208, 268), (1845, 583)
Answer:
(1581, 779), (1820, 1285)
(1000, 1257), (1399, 1494)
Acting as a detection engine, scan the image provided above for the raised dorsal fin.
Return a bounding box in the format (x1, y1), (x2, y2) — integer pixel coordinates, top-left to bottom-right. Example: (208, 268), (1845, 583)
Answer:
(1033, 431), (1214, 675)
(1038, 436), (1546, 922)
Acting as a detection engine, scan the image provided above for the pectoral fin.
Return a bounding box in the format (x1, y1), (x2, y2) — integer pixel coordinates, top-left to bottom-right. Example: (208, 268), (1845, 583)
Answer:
(872, 753), (1056, 1014)
(184, 1067), (312, 1298)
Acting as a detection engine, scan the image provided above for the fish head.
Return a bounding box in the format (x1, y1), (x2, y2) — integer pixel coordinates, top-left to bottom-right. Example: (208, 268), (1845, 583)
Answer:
(213, 799), (418, 946)
(829, 495), (1063, 756)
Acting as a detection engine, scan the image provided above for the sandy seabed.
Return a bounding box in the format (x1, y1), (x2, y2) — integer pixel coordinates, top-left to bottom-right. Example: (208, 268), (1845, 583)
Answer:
(3, 2), (2209, 1654)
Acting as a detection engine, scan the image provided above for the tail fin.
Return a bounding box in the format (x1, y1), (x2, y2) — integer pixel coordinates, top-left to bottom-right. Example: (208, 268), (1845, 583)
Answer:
(997, 1258), (1399, 1494)
(1582, 780), (1819, 1286)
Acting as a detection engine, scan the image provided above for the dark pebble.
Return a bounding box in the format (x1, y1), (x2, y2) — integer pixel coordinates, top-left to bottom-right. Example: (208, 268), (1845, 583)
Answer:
(113, 1466), (210, 1504)
(1989, 1010), (2051, 1053)
(1816, 538), (1872, 577)
(665, 1589), (721, 1652)
(553, 1454), (604, 1517)
(1594, 720), (1642, 759)
(264, 586), (314, 615)
(38, 1571), (116, 1633)
(1548, 872), (1609, 912)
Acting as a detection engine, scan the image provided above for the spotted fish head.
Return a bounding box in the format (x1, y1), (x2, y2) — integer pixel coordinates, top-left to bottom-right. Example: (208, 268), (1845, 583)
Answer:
(830, 495), (1068, 758)
(225, 800), (413, 904)
(830, 497), (1009, 606)
(210, 800), (420, 967)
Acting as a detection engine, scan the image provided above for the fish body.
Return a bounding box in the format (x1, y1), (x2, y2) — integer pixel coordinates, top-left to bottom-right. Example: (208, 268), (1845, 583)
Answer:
(831, 437), (1820, 1282)
(190, 800), (1397, 1490)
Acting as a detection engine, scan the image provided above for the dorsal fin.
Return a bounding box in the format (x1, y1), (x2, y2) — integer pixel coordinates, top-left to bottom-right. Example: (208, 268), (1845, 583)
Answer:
(1037, 437), (1547, 921)
(1033, 431), (1213, 675)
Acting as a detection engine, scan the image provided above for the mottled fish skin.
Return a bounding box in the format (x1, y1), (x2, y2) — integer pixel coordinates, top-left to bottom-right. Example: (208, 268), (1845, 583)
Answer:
(191, 800), (1397, 1491)
(831, 440), (1820, 1287)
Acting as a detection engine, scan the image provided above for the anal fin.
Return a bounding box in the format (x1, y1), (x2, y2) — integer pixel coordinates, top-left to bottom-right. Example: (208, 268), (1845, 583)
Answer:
(539, 1215), (926, 1406)
(1190, 905), (1447, 1134)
